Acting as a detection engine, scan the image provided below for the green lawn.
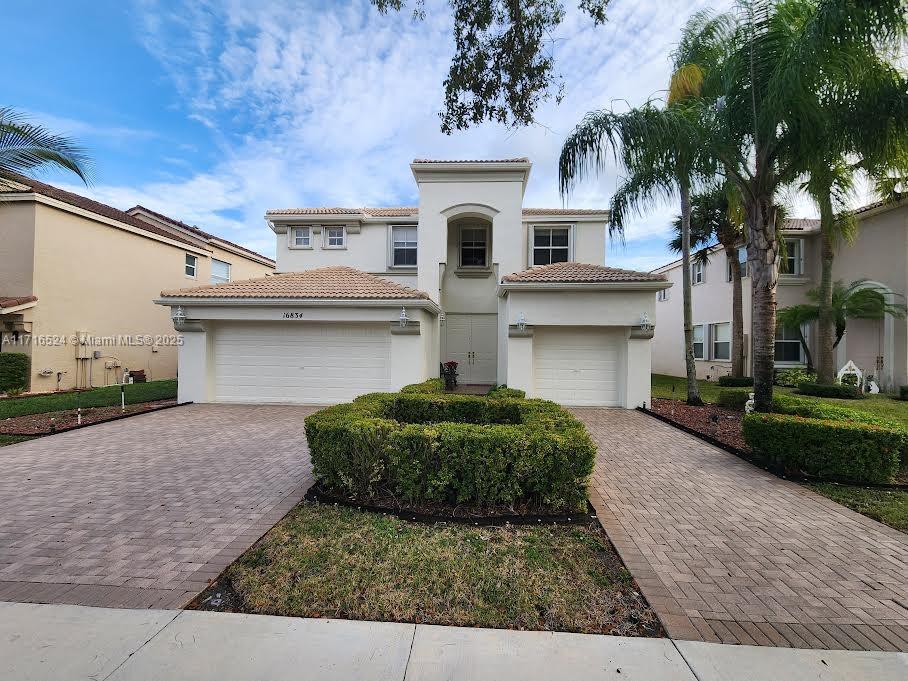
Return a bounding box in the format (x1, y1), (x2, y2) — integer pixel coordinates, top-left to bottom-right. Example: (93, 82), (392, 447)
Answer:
(810, 484), (908, 533)
(0, 434), (31, 447)
(651, 374), (908, 428)
(0, 379), (177, 420)
(224, 502), (661, 636)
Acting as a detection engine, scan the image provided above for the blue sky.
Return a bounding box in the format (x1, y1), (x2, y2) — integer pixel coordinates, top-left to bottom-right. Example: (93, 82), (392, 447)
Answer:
(3, 0), (820, 269)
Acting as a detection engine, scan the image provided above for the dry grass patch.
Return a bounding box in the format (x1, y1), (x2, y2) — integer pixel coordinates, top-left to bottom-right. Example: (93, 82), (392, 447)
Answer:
(225, 502), (661, 637)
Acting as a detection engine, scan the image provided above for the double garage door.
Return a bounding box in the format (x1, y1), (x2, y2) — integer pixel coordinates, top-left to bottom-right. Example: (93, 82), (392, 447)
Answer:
(213, 322), (392, 404)
(533, 327), (623, 406)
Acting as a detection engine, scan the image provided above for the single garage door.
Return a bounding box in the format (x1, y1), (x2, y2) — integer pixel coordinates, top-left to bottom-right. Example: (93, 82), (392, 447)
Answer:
(213, 322), (392, 404)
(533, 327), (623, 406)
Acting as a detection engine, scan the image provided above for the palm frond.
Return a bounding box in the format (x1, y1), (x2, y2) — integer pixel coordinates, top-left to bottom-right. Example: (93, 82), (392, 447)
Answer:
(0, 107), (92, 183)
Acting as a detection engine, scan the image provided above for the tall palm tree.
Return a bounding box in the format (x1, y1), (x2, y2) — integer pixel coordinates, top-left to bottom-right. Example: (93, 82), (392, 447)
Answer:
(672, 0), (907, 410)
(0, 107), (91, 183)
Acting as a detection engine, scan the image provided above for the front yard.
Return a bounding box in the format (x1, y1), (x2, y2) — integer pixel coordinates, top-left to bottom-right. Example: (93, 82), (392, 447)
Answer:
(198, 501), (661, 636)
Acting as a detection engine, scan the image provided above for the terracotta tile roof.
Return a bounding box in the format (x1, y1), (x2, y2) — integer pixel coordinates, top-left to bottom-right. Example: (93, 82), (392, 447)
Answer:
(161, 266), (429, 300)
(0, 174), (199, 247)
(127, 205), (275, 265)
(522, 208), (608, 216)
(0, 295), (37, 310)
(502, 262), (667, 284)
(412, 158), (529, 164)
(266, 206), (606, 218)
(784, 218), (820, 231)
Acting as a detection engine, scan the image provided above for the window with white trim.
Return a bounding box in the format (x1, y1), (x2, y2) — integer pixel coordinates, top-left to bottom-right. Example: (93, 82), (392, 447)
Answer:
(726, 246), (748, 281)
(211, 258), (231, 284)
(532, 226), (570, 265)
(184, 254), (198, 278)
(710, 322), (731, 360)
(691, 261), (704, 285)
(692, 325), (705, 360)
(775, 324), (803, 363)
(460, 225), (488, 267)
(783, 238), (804, 275)
(291, 226), (311, 248)
(657, 288), (669, 302)
(391, 225), (417, 267)
(325, 226), (346, 248)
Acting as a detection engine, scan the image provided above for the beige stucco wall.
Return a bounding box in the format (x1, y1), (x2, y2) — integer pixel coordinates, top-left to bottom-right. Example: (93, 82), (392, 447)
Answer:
(0, 201), (36, 296)
(209, 243), (274, 283)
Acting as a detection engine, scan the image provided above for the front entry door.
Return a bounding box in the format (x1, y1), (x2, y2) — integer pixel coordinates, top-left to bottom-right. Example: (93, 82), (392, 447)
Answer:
(445, 314), (497, 384)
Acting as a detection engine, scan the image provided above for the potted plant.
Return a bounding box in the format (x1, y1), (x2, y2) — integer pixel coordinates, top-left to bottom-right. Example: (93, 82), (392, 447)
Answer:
(441, 361), (459, 390)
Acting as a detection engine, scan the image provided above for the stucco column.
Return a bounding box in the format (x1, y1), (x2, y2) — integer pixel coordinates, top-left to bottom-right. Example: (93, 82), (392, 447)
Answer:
(625, 328), (653, 409)
(506, 326), (534, 395)
(389, 322), (426, 390)
(175, 320), (210, 404)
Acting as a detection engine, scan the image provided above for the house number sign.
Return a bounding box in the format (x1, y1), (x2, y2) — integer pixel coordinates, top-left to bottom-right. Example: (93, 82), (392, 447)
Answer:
(281, 312), (305, 319)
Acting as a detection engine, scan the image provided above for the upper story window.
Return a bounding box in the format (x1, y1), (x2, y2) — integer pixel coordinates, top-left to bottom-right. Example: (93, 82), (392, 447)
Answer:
(775, 324), (803, 363)
(782, 238), (804, 275)
(657, 288), (669, 302)
(710, 322), (731, 360)
(291, 226), (311, 248)
(460, 225), (488, 267)
(211, 258), (231, 284)
(726, 246), (748, 281)
(185, 254), (198, 278)
(325, 226), (346, 248)
(391, 226), (417, 267)
(691, 261), (704, 285)
(692, 324), (705, 359)
(532, 226), (570, 265)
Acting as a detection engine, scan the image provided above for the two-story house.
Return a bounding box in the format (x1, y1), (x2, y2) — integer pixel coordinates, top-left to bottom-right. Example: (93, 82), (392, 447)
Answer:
(157, 158), (670, 407)
(0, 174), (274, 392)
(651, 198), (908, 389)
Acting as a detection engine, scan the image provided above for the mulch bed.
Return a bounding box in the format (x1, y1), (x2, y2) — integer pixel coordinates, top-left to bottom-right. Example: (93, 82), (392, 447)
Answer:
(0, 399), (177, 435)
(650, 397), (749, 452)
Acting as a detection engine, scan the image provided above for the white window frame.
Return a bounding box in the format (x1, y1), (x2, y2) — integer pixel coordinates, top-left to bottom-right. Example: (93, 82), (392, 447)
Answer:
(290, 226), (312, 249)
(657, 288), (669, 302)
(691, 261), (704, 285)
(460, 224), (489, 268)
(726, 246), (748, 281)
(782, 238), (805, 275)
(710, 322), (731, 361)
(692, 324), (705, 360)
(389, 225), (418, 268)
(530, 225), (573, 266)
(775, 324), (805, 364)
(324, 225), (346, 249)
(184, 253), (198, 278)
(210, 258), (231, 284)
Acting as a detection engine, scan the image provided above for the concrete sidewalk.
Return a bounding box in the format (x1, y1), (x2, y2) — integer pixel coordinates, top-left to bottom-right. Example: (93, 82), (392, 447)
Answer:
(2, 603), (906, 681)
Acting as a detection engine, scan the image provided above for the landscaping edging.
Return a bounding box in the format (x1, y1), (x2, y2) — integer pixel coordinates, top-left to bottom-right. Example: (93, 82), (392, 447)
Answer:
(638, 406), (908, 491)
(304, 486), (598, 526)
(0, 400), (192, 438)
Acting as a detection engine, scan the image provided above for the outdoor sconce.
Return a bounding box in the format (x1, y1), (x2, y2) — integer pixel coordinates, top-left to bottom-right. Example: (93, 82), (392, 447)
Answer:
(516, 312), (527, 332)
(639, 312), (653, 334)
(399, 306), (410, 328)
(172, 306), (187, 326)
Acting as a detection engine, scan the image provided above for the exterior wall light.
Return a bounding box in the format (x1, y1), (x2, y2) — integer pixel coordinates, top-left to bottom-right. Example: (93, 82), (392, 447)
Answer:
(172, 306), (187, 325)
(399, 306), (410, 328)
(639, 312), (653, 334)
(516, 312), (527, 332)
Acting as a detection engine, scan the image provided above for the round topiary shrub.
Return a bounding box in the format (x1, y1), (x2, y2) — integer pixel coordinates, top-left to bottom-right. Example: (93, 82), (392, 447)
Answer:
(305, 391), (595, 511)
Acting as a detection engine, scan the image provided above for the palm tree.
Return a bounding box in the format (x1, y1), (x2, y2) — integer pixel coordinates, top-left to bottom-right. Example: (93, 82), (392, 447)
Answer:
(669, 185), (747, 377)
(672, 0), (907, 410)
(0, 107), (91, 183)
(778, 280), (907, 371)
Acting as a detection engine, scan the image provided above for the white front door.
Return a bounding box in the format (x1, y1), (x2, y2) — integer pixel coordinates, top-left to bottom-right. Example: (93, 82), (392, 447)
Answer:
(213, 321), (392, 404)
(444, 314), (498, 384)
(533, 327), (623, 406)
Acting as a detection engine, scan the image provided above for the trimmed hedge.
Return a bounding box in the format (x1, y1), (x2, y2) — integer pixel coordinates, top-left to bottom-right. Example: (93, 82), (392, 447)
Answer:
(796, 381), (863, 400)
(717, 375), (753, 387)
(717, 389), (750, 411)
(742, 413), (903, 484)
(305, 391), (595, 511)
(774, 368), (815, 388)
(0, 353), (30, 393)
(400, 378), (444, 394)
(771, 393), (892, 427)
(487, 385), (527, 399)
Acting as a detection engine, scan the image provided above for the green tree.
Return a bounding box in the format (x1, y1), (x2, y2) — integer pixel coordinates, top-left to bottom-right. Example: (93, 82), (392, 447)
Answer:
(0, 107), (91, 183)
(371, 0), (610, 132)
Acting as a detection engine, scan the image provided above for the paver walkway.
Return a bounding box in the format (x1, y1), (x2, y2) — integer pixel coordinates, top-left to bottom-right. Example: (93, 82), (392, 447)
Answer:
(0, 404), (316, 609)
(574, 408), (908, 652)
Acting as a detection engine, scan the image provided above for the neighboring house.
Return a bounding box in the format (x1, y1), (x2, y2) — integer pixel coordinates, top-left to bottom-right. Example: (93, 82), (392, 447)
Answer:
(651, 198), (908, 389)
(0, 175), (274, 393)
(158, 158), (670, 407)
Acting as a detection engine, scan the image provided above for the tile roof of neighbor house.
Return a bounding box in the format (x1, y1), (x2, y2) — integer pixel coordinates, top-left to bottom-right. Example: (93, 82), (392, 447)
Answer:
(127, 205), (275, 265)
(784, 218), (821, 231)
(0, 174), (199, 247)
(502, 262), (667, 283)
(411, 158), (530, 164)
(160, 266), (430, 300)
(266, 206), (608, 217)
(0, 295), (38, 310)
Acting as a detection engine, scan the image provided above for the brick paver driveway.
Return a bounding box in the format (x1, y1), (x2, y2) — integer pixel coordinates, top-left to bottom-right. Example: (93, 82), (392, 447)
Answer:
(574, 408), (908, 652)
(0, 404), (316, 609)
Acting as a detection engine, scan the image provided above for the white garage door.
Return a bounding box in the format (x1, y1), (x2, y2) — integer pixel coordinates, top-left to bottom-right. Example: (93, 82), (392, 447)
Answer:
(533, 327), (623, 406)
(213, 322), (392, 404)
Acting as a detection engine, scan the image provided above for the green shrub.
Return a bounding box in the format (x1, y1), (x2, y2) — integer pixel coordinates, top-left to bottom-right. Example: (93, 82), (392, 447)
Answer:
(742, 413), (903, 484)
(717, 389), (751, 411)
(305, 391), (595, 511)
(796, 381), (863, 400)
(899, 385), (908, 401)
(717, 375), (753, 387)
(0, 353), (30, 393)
(771, 393), (891, 426)
(400, 378), (444, 394)
(774, 368), (816, 387)
(486, 385), (527, 399)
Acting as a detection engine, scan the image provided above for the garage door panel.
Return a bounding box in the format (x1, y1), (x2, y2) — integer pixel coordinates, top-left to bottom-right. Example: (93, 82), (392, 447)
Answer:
(213, 322), (392, 404)
(533, 327), (623, 406)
